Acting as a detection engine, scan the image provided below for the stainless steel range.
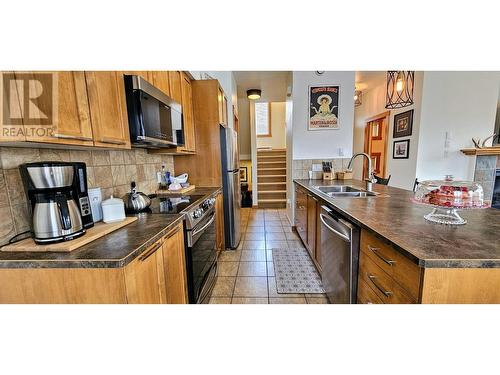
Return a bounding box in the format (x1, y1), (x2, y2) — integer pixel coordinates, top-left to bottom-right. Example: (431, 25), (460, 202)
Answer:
(149, 193), (218, 304)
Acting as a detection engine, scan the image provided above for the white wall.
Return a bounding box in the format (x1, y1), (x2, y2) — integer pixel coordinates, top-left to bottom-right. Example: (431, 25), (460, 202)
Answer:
(292, 71), (355, 160)
(256, 102), (286, 149)
(415, 72), (500, 181)
(353, 72), (424, 190)
(238, 96), (251, 159)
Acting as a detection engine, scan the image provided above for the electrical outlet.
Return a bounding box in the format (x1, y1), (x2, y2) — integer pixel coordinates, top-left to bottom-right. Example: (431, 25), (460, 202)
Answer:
(312, 163), (322, 172)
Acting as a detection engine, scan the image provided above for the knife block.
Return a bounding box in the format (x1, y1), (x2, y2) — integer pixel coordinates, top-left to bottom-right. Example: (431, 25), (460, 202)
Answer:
(323, 172), (335, 180)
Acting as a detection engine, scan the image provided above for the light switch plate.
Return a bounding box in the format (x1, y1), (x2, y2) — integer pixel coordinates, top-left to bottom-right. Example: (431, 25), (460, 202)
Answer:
(312, 163), (322, 172)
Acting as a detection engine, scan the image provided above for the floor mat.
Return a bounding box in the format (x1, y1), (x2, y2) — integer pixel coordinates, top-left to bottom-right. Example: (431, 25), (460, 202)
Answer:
(272, 247), (325, 294)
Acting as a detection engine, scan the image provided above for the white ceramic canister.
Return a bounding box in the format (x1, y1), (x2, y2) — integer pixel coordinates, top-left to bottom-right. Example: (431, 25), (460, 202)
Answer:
(101, 195), (126, 223)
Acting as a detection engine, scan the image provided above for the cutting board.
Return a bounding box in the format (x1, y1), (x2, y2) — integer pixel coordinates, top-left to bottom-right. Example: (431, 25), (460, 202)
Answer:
(1, 217), (138, 253)
(157, 185), (196, 195)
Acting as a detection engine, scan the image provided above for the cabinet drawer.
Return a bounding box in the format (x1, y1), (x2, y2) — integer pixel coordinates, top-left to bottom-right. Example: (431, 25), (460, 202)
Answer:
(361, 229), (421, 301)
(359, 252), (416, 304)
(357, 278), (384, 304)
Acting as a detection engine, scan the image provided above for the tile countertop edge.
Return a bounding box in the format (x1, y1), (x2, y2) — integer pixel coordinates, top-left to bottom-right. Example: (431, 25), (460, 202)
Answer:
(293, 179), (500, 269)
(0, 215), (185, 269)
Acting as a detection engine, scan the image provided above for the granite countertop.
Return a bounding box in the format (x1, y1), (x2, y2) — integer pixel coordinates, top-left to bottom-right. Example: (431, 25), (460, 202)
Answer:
(294, 179), (500, 268)
(0, 186), (222, 269)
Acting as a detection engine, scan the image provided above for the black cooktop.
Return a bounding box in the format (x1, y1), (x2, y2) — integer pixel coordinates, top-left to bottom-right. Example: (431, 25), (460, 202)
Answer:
(147, 194), (205, 214)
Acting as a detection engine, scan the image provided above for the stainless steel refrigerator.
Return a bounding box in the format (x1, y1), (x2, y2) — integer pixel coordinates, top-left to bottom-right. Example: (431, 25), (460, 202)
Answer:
(220, 126), (241, 249)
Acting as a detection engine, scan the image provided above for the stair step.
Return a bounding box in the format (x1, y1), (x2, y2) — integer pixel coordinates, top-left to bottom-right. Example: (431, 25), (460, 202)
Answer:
(258, 174), (286, 178)
(257, 155), (286, 159)
(258, 198), (287, 203)
(258, 161), (286, 164)
(258, 181), (286, 185)
(258, 167), (286, 170)
(259, 190), (286, 193)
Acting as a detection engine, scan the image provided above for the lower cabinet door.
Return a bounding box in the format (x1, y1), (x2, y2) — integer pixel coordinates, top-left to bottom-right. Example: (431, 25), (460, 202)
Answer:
(124, 239), (166, 304)
(161, 223), (188, 304)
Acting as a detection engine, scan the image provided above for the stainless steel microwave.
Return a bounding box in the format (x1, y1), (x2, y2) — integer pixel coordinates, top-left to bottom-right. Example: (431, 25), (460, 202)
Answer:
(124, 75), (184, 148)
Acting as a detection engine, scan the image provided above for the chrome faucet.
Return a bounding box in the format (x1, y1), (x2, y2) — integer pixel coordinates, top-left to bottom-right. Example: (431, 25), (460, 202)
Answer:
(346, 152), (376, 192)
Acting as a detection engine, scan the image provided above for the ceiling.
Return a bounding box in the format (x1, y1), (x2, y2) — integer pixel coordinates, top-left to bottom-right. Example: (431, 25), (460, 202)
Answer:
(355, 71), (386, 91)
(234, 71), (290, 102)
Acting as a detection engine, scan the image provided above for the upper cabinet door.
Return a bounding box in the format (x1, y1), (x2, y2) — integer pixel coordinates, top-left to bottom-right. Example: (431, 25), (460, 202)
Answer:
(151, 71), (171, 96)
(168, 71), (183, 104)
(5, 72), (94, 146)
(217, 87), (224, 125)
(179, 72), (196, 153)
(85, 71), (131, 149)
(1, 71), (27, 142)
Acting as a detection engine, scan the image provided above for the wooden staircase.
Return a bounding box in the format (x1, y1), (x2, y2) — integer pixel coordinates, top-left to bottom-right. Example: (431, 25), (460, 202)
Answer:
(257, 149), (287, 208)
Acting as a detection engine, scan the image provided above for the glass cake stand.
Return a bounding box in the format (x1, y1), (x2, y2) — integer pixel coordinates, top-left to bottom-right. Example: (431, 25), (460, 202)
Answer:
(412, 177), (490, 225)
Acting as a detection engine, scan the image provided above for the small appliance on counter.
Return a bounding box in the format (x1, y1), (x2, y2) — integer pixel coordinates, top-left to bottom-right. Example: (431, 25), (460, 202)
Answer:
(412, 175), (490, 225)
(88, 188), (103, 222)
(101, 196), (126, 223)
(122, 181), (152, 213)
(20, 162), (94, 244)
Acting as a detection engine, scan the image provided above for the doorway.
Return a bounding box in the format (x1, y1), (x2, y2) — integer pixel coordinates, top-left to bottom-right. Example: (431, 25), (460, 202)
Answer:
(363, 111), (390, 179)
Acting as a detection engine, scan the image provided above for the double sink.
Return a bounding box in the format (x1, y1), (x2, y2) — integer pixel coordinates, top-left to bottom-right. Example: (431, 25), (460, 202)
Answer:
(313, 185), (379, 198)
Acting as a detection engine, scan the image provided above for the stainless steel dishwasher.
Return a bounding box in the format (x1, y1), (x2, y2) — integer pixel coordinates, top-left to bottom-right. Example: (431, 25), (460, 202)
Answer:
(319, 205), (360, 304)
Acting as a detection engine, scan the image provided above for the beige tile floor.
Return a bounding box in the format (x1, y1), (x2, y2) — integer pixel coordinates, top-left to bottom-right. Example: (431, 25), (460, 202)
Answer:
(209, 208), (329, 304)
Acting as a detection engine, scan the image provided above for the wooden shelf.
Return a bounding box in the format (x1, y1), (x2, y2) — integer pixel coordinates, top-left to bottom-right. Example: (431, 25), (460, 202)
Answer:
(460, 147), (500, 156)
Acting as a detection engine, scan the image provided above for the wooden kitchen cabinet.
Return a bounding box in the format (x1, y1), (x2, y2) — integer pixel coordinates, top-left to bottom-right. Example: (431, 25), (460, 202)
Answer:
(4, 71), (94, 146)
(0, 222), (188, 304)
(178, 72), (196, 153)
(150, 71), (171, 96)
(306, 194), (317, 260)
(85, 71), (131, 149)
(295, 186), (308, 246)
(217, 87), (228, 127)
(161, 223), (188, 304)
(215, 192), (225, 253)
(124, 239), (166, 304)
(168, 71), (183, 104)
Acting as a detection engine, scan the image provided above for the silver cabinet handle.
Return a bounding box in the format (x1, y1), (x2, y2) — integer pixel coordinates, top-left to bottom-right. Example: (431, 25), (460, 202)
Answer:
(368, 274), (392, 297)
(319, 214), (350, 242)
(139, 242), (162, 261)
(368, 245), (395, 266)
(52, 133), (93, 141)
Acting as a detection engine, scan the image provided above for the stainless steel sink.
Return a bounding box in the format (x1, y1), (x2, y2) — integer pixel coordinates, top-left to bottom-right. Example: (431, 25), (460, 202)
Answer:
(326, 191), (378, 198)
(313, 185), (379, 198)
(314, 185), (362, 193)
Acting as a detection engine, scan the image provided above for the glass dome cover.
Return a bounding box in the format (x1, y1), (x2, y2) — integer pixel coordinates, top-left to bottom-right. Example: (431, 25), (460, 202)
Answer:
(412, 176), (490, 225)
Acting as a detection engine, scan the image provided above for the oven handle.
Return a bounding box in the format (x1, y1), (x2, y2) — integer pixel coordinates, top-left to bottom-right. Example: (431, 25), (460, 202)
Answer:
(192, 213), (216, 237)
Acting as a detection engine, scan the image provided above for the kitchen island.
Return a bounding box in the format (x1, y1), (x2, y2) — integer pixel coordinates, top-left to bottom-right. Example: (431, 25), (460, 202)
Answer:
(294, 179), (500, 303)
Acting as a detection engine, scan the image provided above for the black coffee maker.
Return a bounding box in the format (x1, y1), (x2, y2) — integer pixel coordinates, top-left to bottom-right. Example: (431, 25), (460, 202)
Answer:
(20, 162), (94, 244)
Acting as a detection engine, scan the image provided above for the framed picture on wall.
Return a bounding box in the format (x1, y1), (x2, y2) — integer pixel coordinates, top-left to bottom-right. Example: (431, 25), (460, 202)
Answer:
(393, 109), (413, 138)
(308, 85), (340, 130)
(393, 139), (410, 159)
(240, 167), (248, 182)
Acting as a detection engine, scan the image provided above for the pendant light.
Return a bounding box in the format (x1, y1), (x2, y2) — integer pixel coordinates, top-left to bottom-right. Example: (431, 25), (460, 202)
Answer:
(247, 89), (261, 100)
(385, 71), (415, 109)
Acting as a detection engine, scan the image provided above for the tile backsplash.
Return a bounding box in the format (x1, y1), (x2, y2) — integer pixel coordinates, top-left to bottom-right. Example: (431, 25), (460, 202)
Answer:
(293, 158), (351, 179)
(473, 155), (498, 202)
(0, 147), (174, 246)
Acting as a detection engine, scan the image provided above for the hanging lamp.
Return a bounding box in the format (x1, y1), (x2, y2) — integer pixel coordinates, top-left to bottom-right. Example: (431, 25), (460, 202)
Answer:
(385, 71), (415, 109)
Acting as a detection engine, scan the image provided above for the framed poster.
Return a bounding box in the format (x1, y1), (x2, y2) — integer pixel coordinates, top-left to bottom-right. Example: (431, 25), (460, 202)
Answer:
(240, 166), (248, 182)
(393, 139), (410, 159)
(309, 85), (340, 130)
(393, 109), (413, 138)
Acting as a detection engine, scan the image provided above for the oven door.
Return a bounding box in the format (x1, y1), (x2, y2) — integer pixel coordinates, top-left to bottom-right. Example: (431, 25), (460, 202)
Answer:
(186, 209), (218, 303)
